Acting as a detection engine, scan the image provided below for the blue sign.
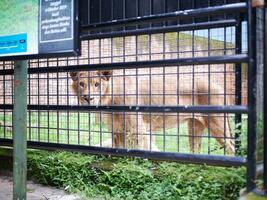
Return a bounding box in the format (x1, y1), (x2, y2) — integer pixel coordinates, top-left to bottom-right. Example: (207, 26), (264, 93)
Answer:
(0, 34), (27, 55)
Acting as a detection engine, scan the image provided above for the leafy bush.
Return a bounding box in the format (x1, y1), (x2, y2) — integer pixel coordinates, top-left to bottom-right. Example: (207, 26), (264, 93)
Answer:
(27, 150), (245, 200)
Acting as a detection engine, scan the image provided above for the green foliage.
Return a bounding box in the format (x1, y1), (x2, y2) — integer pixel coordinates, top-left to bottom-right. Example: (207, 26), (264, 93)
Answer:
(27, 150), (246, 200)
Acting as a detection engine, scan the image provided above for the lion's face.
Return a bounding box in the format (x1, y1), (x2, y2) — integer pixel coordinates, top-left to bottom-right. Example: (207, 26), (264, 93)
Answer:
(70, 71), (112, 105)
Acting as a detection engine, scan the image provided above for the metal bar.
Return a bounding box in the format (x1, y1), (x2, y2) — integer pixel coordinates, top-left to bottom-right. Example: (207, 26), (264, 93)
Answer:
(0, 54), (249, 76)
(3, 61), (6, 139)
(13, 60), (28, 200)
(0, 69), (13, 75)
(81, 19), (237, 40)
(0, 104), (248, 114)
(235, 17), (243, 155)
(31, 54), (248, 73)
(82, 3), (246, 31)
(223, 19), (227, 155)
(247, 0), (257, 192)
(207, 3), (211, 154)
(0, 138), (247, 167)
(264, 5), (267, 193)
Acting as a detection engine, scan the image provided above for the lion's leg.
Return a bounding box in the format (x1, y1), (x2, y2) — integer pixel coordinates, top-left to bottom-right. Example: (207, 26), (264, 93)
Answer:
(113, 114), (126, 148)
(124, 113), (156, 151)
(136, 114), (151, 150)
(187, 118), (205, 153)
(110, 113), (151, 150)
(197, 83), (235, 154)
(208, 114), (235, 154)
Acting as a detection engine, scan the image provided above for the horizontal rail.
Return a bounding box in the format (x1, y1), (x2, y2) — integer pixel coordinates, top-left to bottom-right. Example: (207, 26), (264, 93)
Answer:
(0, 104), (248, 114)
(0, 54), (249, 75)
(82, 3), (246, 31)
(0, 139), (247, 167)
(81, 19), (237, 40)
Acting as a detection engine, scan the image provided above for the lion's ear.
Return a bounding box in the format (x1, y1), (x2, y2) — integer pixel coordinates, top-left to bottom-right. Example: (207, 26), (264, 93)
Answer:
(100, 70), (112, 81)
(70, 72), (78, 81)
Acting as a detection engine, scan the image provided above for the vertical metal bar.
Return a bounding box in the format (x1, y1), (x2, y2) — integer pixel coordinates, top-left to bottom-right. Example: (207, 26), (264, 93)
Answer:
(247, 0), (257, 192)
(88, 0), (91, 25)
(191, 0), (196, 153)
(37, 60), (40, 142)
(163, 0), (166, 152)
(149, 34), (152, 151)
(57, 59), (60, 143)
(87, 42), (91, 146)
(111, 38), (114, 148)
(224, 20), (227, 155)
(176, 0), (180, 153)
(207, 25), (211, 154)
(13, 60), (28, 200)
(123, 36), (126, 148)
(47, 60), (50, 142)
(111, 0), (114, 148)
(28, 68), (31, 142)
(135, 35), (139, 149)
(99, 39), (102, 146)
(263, 5), (267, 192)
(207, 0), (211, 155)
(122, 0), (126, 149)
(235, 16), (243, 155)
(67, 58), (70, 144)
(163, 33), (166, 152)
(123, 0), (127, 148)
(135, 1), (139, 149)
(3, 61), (6, 139)
(77, 57), (81, 145)
(149, 0), (152, 151)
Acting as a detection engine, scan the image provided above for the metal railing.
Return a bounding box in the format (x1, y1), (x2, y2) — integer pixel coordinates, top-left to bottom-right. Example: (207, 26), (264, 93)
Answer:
(0, 0), (265, 194)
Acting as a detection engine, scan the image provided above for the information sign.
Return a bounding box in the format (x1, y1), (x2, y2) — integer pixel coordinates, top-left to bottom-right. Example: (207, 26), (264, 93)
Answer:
(0, 0), (79, 60)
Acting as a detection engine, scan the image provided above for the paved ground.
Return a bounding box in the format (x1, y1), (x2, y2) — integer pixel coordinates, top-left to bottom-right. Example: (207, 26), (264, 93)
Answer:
(0, 175), (82, 200)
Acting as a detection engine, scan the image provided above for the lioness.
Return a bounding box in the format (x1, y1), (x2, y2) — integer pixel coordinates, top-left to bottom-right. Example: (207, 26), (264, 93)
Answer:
(70, 69), (235, 154)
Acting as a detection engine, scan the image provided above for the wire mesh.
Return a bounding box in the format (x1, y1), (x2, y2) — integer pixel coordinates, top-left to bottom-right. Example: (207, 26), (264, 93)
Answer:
(0, 28), (248, 156)
(0, 0), (249, 162)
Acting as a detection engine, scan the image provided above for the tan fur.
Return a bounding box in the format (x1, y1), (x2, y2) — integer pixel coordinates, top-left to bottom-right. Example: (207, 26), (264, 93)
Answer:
(70, 69), (235, 154)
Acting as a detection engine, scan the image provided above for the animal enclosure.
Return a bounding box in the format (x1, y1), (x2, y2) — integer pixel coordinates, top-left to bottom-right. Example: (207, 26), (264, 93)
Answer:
(2, 0), (267, 197)
(0, 0), (250, 160)
(4, 0), (267, 195)
(0, 30), (248, 153)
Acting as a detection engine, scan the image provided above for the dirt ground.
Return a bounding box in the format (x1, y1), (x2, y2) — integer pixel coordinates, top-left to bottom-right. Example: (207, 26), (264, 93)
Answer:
(0, 175), (82, 200)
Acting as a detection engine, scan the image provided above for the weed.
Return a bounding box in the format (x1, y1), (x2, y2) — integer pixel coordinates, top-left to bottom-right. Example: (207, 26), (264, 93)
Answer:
(27, 150), (246, 200)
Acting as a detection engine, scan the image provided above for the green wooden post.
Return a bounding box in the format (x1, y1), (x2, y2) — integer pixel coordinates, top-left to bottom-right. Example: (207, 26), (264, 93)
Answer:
(13, 60), (28, 200)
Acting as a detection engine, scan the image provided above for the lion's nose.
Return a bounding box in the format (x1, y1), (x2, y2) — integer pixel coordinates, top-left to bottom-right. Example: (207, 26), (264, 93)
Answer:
(83, 95), (94, 102)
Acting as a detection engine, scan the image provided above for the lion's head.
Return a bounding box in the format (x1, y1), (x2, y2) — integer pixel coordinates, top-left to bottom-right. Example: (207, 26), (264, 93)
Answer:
(70, 70), (112, 105)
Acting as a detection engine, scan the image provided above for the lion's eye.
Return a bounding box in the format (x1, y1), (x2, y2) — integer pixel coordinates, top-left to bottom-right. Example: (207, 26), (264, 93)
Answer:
(79, 82), (85, 88)
(95, 82), (100, 87)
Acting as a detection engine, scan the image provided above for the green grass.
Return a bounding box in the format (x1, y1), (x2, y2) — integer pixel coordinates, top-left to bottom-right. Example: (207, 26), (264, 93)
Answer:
(0, 0), (38, 36)
(0, 112), (248, 155)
